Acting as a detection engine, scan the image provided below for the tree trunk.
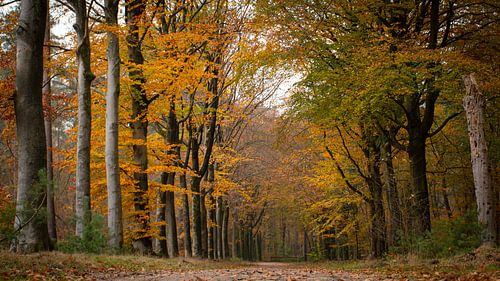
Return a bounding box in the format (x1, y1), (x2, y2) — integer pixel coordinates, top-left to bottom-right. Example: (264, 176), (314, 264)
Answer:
(191, 175), (202, 257)
(463, 73), (497, 246)
(442, 177), (453, 219)
(406, 94), (432, 234)
(222, 204), (229, 259)
(164, 100), (179, 257)
(201, 190), (208, 258)
(216, 197), (223, 259)
(381, 142), (402, 245)
(105, 0), (123, 251)
(208, 194), (215, 259)
(165, 173), (178, 257)
(71, 0), (94, 239)
(13, 0), (50, 253)
(303, 228), (308, 261)
(43, 4), (57, 246)
(231, 216), (237, 259)
(158, 173), (168, 256)
(407, 133), (431, 234)
(126, 0), (152, 254)
(180, 174), (192, 257)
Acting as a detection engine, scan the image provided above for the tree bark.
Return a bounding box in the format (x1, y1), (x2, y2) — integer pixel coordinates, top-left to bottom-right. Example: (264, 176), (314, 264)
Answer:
(70, 0), (94, 239)
(463, 73), (497, 246)
(164, 100), (179, 257)
(405, 94), (433, 234)
(222, 204), (229, 259)
(43, 3), (57, 246)
(13, 0), (50, 253)
(201, 190), (208, 258)
(158, 173), (168, 256)
(180, 173), (192, 257)
(126, 0), (152, 254)
(381, 142), (402, 246)
(216, 197), (223, 259)
(105, 0), (123, 250)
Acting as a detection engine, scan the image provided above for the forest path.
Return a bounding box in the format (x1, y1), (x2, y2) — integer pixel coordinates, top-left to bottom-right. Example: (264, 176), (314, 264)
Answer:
(106, 262), (393, 281)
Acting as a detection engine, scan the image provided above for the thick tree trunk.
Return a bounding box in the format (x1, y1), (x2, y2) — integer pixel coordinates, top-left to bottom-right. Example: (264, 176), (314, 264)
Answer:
(71, 0), (94, 239)
(104, 0), (123, 251)
(126, 0), (152, 254)
(405, 94), (432, 235)
(13, 0), (50, 253)
(407, 134), (431, 234)
(43, 6), (57, 246)
(463, 73), (497, 246)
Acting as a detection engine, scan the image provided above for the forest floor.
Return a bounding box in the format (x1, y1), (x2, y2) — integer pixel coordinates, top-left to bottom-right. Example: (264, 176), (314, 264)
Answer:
(0, 248), (498, 280)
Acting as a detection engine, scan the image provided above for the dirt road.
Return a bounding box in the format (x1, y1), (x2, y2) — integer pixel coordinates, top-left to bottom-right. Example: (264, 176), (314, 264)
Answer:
(107, 262), (392, 281)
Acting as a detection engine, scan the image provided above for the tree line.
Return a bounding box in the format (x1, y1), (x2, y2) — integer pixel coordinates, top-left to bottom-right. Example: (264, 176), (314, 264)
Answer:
(0, 0), (498, 260)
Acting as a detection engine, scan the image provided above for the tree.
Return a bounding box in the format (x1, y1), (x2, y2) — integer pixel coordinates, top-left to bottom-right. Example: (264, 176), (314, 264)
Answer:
(43, 0), (57, 246)
(12, 0), (50, 253)
(463, 73), (497, 247)
(66, 0), (94, 238)
(125, 0), (152, 254)
(105, 0), (123, 250)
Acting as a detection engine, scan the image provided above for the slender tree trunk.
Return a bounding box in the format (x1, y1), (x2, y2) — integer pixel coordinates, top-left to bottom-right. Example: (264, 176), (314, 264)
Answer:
(303, 228), (308, 261)
(13, 0), (50, 253)
(201, 190), (208, 258)
(463, 73), (497, 246)
(240, 222), (246, 259)
(191, 175), (202, 257)
(180, 173), (192, 257)
(126, 0), (152, 254)
(43, 4), (57, 246)
(216, 197), (223, 259)
(381, 142), (402, 245)
(222, 204), (229, 259)
(164, 100), (179, 257)
(70, 0), (94, 239)
(158, 173), (168, 256)
(208, 194), (215, 259)
(105, 0), (123, 251)
(442, 177), (453, 219)
(231, 216), (237, 259)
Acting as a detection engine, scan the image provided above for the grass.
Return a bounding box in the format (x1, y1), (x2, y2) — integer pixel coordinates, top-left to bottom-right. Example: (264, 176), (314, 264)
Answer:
(304, 246), (500, 280)
(0, 251), (247, 280)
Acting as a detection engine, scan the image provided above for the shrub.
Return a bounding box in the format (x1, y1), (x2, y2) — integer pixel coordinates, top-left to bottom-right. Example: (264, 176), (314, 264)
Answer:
(58, 213), (107, 254)
(399, 212), (482, 259)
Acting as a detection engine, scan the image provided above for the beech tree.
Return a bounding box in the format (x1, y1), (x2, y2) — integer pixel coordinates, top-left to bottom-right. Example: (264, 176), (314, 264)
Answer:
(104, 0), (122, 250)
(66, 0), (94, 238)
(12, 0), (50, 253)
